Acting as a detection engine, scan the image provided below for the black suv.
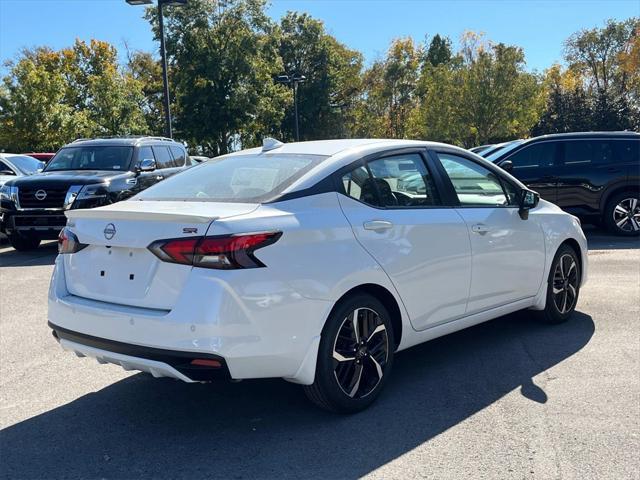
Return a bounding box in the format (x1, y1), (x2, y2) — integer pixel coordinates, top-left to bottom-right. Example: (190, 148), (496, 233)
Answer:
(487, 132), (640, 236)
(0, 136), (192, 250)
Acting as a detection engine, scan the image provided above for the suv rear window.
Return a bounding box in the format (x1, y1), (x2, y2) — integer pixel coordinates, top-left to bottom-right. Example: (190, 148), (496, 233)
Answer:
(135, 153), (326, 203)
(152, 146), (175, 168)
(45, 146), (133, 171)
(169, 146), (187, 167)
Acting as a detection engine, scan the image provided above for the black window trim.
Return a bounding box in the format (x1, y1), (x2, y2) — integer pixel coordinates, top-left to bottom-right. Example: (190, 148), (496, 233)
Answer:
(333, 147), (451, 211)
(429, 147), (523, 209)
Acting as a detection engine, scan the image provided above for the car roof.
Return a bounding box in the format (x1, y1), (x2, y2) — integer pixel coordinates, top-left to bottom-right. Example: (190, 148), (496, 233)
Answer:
(525, 131), (639, 142)
(66, 136), (183, 148)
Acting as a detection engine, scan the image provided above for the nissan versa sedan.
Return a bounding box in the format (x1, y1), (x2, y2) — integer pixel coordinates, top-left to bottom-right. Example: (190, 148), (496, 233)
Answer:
(48, 139), (587, 413)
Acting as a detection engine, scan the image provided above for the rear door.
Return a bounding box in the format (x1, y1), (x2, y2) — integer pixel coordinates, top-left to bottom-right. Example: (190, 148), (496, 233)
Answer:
(500, 141), (559, 204)
(433, 150), (546, 314)
(554, 139), (617, 215)
(152, 145), (179, 181)
(337, 150), (472, 331)
(134, 146), (161, 193)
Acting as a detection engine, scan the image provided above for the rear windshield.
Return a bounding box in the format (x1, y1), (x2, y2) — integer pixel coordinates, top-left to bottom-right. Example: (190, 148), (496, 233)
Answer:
(135, 153), (326, 203)
(45, 146), (134, 171)
(8, 155), (44, 174)
(485, 140), (525, 161)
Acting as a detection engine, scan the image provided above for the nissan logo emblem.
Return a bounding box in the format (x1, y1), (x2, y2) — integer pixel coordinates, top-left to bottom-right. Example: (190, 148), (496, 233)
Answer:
(103, 223), (116, 240)
(35, 190), (47, 201)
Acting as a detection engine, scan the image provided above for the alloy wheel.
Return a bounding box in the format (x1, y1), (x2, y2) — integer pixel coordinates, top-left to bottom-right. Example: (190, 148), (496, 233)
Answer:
(552, 254), (579, 314)
(332, 308), (389, 399)
(612, 197), (640, 233)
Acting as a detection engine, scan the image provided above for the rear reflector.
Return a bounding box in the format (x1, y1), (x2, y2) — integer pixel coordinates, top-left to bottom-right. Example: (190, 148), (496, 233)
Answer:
(190, 359), (222, 368)
(148, 231), (281, 269)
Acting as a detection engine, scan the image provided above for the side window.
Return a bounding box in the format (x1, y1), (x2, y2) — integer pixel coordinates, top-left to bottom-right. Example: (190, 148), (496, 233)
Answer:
(0, 160), (16, 174)
(563, 140), (613, 165)
(437, 153), (510, 206)
(342, 165), (380, 207)
(611, 140), (639, 164)
(152, 146), (176, 169)
(169, 145), (186, 167)
(506, 142), (556, 169)
(138, 146), (155, 163)
(367, 154), (439, 207)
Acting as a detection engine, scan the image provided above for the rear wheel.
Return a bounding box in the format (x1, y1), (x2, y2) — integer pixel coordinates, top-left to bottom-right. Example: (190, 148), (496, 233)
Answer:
(603, 192), (640, 236)
(539, 245), (581, 324)
(304, 294), (394, 413)
(8, 233), (41, 251)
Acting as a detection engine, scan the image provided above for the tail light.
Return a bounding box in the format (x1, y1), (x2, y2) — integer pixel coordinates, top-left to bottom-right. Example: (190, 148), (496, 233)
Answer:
(58, 227), (87, 254)
(148, 232), (281, 269)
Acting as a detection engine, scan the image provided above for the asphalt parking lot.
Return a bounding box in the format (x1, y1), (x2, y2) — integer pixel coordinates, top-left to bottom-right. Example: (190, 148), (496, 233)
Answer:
(1, 228), (638, 480)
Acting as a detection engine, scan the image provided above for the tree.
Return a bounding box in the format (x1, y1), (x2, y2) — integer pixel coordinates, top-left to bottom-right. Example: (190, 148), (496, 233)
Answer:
(0, 40), (147, 152)
(277, 12), (363, 140)
(424, 34), (452, 67)
(145, 0), (289, 155)
(126, 50), (165, 136)
(354, 37), (420, 138)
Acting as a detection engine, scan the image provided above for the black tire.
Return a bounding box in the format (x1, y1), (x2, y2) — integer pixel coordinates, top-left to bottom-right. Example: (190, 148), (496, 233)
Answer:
(603, 192), (640, 236)
(8, 233), (41, 251)
(304, 293), (395, 413)
(539, 244), (581, 324)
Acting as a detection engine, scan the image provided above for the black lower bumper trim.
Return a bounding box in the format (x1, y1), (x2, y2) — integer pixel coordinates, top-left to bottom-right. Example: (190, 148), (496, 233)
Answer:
(49, 322), (230, 381)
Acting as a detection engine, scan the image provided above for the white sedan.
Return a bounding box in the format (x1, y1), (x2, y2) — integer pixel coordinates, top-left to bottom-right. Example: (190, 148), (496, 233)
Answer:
(49, 139), (587, 412)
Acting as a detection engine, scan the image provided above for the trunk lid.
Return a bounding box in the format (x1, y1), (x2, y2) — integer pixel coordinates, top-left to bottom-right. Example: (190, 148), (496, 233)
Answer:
(63, 200), (258, 309)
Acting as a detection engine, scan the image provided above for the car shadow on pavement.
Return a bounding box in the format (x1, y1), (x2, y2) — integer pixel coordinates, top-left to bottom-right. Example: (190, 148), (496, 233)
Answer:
(0, 241), (57, 267)
(0, 311), (594, 479)
(583, 225), (640, 251)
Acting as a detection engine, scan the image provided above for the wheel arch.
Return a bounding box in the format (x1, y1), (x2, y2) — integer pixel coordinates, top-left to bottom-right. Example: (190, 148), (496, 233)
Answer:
(600, 183), (640, 214)
(558, 237), (584, 283)
(328, 283), (403, 350)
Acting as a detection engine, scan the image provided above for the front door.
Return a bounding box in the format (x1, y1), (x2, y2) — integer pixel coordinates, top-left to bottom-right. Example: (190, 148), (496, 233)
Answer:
(435, 151), (546, 314)
(501, 141), (559, 204)
(337, 151), (472, 331)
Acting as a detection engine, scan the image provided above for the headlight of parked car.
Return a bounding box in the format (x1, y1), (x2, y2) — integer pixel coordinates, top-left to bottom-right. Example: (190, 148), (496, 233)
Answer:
(0, 184), (18, 203)
(76, 183), (109, 201)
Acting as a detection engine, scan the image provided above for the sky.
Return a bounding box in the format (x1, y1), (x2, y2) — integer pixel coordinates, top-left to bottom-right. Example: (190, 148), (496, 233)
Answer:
(1, 0), (638, 75)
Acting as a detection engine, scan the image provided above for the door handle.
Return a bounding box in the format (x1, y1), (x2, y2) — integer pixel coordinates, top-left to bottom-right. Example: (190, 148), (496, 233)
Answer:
(155, 175), (164, 181)
(471, 224), (490, 234)
(363, 220), (394, 232)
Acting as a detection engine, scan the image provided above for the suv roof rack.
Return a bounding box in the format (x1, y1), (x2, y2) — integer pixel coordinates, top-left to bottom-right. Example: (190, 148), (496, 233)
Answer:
(71, 135), (175, 143)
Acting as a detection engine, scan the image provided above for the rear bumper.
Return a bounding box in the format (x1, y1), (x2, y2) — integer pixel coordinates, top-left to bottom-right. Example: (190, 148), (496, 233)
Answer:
(48, 256), (330, 384)
(50, 323), (230, 382)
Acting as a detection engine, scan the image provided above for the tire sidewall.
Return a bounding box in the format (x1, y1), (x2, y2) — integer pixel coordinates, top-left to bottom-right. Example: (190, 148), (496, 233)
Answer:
(315, 294), (395, 413)
(9, 233), (41, 251)
(545, 245), (581, 323)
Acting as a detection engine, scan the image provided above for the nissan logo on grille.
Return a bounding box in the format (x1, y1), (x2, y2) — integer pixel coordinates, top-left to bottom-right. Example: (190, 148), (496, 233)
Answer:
(35, 190), (47, 201)
(103, 223), (116, 240)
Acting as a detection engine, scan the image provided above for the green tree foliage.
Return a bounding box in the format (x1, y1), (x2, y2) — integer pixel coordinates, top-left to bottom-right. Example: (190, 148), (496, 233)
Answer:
(0, 40), (147, 152)
(354, 38), (420, 138)
(423, 34), (452, 67)
(277, 12), (363, 140)
(145, 0), (289, 155)
(410, 33), (543, 147)
(126, 50), (165, 136)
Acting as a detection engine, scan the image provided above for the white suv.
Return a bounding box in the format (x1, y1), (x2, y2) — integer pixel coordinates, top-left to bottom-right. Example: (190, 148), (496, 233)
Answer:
(49, 139), (587, 412)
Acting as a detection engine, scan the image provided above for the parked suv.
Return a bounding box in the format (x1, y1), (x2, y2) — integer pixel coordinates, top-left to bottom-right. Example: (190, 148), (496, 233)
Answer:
(487, 132), (640, 236)
(0, 136), (191, 250)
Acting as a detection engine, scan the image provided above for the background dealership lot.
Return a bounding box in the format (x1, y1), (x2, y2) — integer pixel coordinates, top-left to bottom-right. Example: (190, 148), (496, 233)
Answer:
(1, 229), (638, 479)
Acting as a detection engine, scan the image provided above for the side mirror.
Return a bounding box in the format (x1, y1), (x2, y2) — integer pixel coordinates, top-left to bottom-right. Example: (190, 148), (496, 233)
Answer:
(498, 160), (513, 172)
(519, 189), (540, 220)
(137, 158), (156, 172)
(0, 170), (15, 176)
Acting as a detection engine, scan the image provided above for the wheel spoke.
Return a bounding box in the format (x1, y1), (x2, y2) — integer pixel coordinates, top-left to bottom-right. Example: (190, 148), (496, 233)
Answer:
(352, 309), (361, 343)
(333, 351), (355, 363)
(367, 324), (386, 343)
(552, 285), (563, 294)
(561, 290), (568, 313)
(348, 363), (363, 398)
(631, 218), (640, 231)
(630, 198), (638, 211)
(616, 216), (630, 228)
(614, 204), (629, 216)
(368, 355), (384, 381)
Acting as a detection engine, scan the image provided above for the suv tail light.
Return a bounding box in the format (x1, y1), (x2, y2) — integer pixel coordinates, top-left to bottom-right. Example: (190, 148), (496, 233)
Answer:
(148, 232), (281, 269)
(58, 227), (87, 254)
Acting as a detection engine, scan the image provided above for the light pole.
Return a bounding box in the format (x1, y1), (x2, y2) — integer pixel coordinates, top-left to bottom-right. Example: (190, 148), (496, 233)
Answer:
(125, 0), (187, 139)
(275, 73), (306, 142)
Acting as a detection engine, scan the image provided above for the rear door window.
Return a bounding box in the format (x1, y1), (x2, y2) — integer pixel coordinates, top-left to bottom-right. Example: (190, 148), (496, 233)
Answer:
(169, 146), (187, 167)
(152, 146), (176, 169)
(611, 140), (639, 164)
(562, 140), (613, 165)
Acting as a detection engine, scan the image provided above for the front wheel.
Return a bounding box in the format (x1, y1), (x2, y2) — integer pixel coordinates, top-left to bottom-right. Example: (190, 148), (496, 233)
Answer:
(304, 294), (395, 413)
(603, 192), (640, 236)
(8, 233), (41, 251)
(539, 245), (581, 324)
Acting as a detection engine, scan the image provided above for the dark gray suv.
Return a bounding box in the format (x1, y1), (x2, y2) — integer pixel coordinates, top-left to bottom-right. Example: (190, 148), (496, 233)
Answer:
(0, 136), (192, 250)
